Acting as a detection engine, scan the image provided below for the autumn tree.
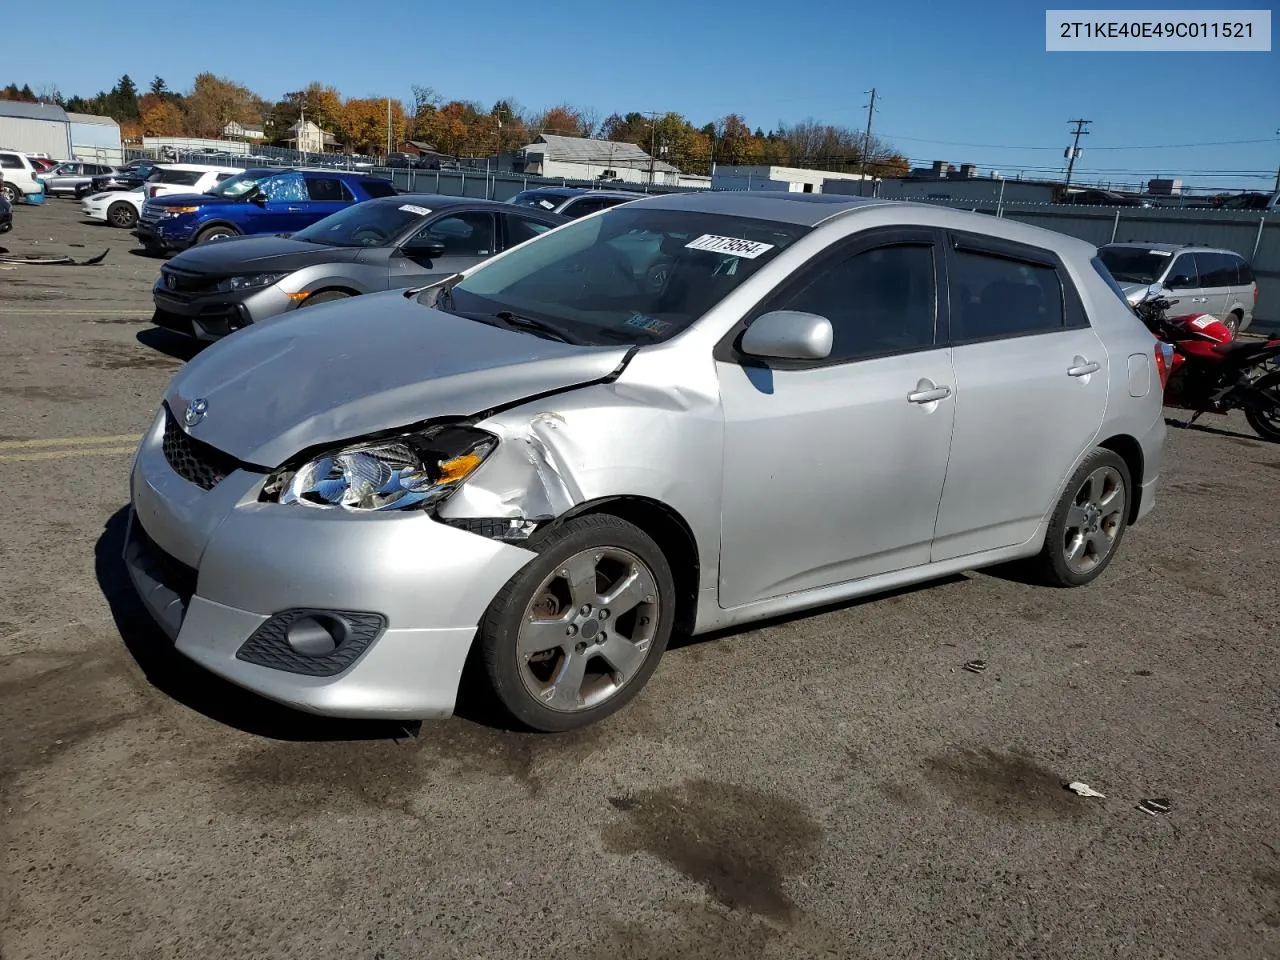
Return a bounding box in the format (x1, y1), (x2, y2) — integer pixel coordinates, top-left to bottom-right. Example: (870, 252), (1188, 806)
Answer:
(142, 100), (184, 136)
(530, 103), (592, 138)
(339, 97), (408, 155)
(183, 73), (259, 137)
(267, 83), (343, 142)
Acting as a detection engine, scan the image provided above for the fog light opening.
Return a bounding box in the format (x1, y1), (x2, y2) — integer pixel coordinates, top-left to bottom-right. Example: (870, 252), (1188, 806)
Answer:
(285, 614), (350, 657)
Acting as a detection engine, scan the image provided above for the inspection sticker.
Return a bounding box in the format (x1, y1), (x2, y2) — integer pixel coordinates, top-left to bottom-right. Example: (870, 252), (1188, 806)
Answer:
(685, 234), (775, 259)
(399, 204), (432, 216)
(624, 313), (672, 334)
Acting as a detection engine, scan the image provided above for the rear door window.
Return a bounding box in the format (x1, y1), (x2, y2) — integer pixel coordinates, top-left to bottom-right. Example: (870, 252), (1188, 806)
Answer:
(305, 177), (354, 202)
(360, 178), (398, 198)
(948, 248), (1066, 341)
(261, 173), (308, 202)
(505, 214), (555, 247)
(418, 212), (496, 256)
(1194, 251), (1235, 288)
(0, 153), (22, 169)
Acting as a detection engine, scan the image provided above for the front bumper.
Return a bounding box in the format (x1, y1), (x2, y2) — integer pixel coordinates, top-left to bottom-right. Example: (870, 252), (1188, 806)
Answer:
(151, 282), (295, 341)
(134, 221), (193, 252)
(124, 409), (538, 719)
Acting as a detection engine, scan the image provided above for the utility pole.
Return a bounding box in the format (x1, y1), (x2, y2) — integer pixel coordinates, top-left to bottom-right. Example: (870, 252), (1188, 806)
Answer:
(386, 98), (392, 159)
(1063, 118), (1091, 190)
(1273, 127), (1279, 193)
(859, 87), (878, 194)
(644, 111), (660, 186)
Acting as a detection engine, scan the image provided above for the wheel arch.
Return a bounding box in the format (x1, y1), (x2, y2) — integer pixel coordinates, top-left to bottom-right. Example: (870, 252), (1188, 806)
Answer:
(553, 495), (700, 636)
(1097, 433), (1144, 524)
(300, 285), (363, 303)
(195, 219), (241, 240)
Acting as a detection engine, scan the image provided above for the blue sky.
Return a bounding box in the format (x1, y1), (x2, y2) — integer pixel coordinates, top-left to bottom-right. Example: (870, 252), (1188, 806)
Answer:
(7, 0), (1277, 189)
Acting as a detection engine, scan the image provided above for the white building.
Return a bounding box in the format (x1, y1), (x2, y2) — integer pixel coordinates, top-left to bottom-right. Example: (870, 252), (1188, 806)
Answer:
(285, 119), (338, 153)
(223, 120), (265, 140)
(0, 100), (73, 159)
(518, 134), (687, 186)
(711, 164), (871, 193)
(67, 112), (123, 165)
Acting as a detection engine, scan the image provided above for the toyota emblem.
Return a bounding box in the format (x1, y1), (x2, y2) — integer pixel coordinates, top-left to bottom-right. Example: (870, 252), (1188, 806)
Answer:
(183, 398), (208, 428)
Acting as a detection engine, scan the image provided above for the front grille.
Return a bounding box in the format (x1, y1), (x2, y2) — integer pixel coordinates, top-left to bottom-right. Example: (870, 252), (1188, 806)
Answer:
(159, 267), (218, 295)
(140, 205), (163, 223)
(162, 405), (244, 490)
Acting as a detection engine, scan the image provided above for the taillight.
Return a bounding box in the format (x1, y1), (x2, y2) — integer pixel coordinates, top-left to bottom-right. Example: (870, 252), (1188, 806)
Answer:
(1154, 342), (1173, 389)
(1254, 286), (1260, 304)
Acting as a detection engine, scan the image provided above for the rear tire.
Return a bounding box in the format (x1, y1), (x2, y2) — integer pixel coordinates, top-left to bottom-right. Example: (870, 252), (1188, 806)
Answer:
(195, 225), (237, 244)
(1224, 313), (1242, 339)
(1032, 448), (1131, 588)
(298, 290), (351, 308)
(107, 202), (137, 229)
(1244, 372), (1280, 443)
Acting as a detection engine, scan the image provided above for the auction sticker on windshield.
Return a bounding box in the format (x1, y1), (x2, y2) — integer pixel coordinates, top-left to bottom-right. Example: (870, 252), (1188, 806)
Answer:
(399, 204), (432, 216)
(685, 235), (775, 259)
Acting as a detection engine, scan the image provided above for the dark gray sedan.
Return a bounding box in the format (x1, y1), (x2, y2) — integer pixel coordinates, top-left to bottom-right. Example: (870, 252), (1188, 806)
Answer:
(150, 194), (569, 341)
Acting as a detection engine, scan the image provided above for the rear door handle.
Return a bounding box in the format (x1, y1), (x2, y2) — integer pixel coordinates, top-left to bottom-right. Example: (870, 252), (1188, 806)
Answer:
(1067, 360), (1100, 377)
(1191, 296), (1208, 303)
(907, 384), (951, 404)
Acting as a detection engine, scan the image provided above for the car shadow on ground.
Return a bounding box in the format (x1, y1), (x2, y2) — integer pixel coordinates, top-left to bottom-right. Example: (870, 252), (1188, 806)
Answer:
(1164, 416), (1260, 441)
(94, 506), (417, 742)
(136, 327), (204, 362)
(668, 573), (969, 652)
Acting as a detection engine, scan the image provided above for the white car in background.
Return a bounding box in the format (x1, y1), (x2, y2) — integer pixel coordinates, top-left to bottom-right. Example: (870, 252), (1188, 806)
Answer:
(81, 164), (243, 229)
(81, 184), (147, 228)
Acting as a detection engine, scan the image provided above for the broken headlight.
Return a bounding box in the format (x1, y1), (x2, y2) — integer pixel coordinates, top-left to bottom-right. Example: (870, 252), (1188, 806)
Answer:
(264, 425), (496, 512)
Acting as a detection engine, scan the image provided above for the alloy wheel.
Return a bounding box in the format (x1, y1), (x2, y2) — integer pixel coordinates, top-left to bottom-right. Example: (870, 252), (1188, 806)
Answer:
(516, 547), (660, 713)
(1062, 465), (1126, 575)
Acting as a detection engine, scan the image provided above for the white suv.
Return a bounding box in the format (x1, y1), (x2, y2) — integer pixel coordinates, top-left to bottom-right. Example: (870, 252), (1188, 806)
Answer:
(82, 163), (244, 229)
(0, 150), (46, 203)
(141, 163), (244, 200)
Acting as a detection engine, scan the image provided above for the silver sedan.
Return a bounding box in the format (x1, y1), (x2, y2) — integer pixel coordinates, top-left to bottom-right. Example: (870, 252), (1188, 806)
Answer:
(124, 191), (1168, 731)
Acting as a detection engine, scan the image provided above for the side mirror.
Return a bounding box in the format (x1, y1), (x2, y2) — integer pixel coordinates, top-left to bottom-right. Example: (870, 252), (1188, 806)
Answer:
(402, 237), (446, 259)
(250, 191), (269, 206)
(740, 310), (833, 361)
(1146, 282), (1166, 300)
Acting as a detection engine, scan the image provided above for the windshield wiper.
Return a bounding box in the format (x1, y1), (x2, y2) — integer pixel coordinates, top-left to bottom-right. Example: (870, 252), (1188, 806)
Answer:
(492, 310), (579, 344)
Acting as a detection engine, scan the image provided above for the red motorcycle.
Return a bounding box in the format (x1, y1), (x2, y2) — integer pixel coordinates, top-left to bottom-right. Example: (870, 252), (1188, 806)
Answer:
(1132, 284), (1280, 442)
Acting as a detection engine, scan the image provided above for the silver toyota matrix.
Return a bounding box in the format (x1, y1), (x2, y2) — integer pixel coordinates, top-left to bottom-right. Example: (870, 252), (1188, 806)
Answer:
(125, 191), (1167, 731)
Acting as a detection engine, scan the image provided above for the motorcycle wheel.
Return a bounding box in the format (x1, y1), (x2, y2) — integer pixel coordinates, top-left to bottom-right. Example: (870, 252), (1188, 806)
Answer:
(1243, 371), (1280, 442)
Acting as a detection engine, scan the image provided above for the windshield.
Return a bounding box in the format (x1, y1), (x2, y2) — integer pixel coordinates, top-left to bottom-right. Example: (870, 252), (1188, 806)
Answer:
(205, 172), (265, 198)
(509, 191), (570, 211)
(1097, 247), (1171, 285)
(293, 201), (431, 247)
(440, 206), (808, 346)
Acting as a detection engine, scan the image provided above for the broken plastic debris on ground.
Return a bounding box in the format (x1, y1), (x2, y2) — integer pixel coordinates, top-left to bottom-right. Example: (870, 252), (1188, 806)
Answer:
(1066, 781), (1106, 798)
(0, 247), (109, 266)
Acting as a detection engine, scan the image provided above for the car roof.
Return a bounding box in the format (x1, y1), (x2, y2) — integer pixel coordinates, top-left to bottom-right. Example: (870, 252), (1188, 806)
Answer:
(237, 166), (387, 178)
(157, 163), (245, 173)
(621, 190), (893, 226)
(375, 193), (568, 215)
(1101, 241), (1238, 255)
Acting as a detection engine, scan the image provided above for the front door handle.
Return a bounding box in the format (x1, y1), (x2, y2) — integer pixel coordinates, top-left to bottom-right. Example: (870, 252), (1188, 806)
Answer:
(286, 205), (303, 211)
(907, 383), (952, 404)
(1191, 296), (1208, 303)
(1067, 359), (1100, 377)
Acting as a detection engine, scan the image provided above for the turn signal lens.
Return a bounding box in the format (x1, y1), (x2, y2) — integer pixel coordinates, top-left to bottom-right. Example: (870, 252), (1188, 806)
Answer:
(437, 452), (483, 484)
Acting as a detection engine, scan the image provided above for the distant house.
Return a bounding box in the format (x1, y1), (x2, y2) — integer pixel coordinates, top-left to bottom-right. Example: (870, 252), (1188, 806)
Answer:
(397, 139), (455, 165)
(223, 120), (265, 140)
(283, 119), (339, 153)
(517, 134), (685, 186)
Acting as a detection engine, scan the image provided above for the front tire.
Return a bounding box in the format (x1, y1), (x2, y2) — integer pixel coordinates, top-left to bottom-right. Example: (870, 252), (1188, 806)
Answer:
(0, 182), (20, 204)
(195, 225), (236, 244)
(477, 514), (675, 732)
(107, 201), (137, 228)
(1244, 372), (1280, 442)
(1033, 448), (1131, 588)
(1223, 313), (1241, 339)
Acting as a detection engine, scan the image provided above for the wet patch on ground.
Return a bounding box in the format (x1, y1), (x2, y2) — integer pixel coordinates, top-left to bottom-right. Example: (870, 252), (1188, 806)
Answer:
(601, 778), (823, 922)
(920, 748), (1087, 821)
(84, 340), (182, 371)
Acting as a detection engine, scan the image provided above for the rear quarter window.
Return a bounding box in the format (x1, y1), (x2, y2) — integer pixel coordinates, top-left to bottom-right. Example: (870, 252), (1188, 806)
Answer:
(359, 178), (398, 198)
(1234, 257), (1254, 285)
(1091, 256), (1134, 307)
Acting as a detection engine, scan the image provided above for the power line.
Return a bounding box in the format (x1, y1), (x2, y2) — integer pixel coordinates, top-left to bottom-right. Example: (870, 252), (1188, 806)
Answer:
(876, 134), (1280, 152)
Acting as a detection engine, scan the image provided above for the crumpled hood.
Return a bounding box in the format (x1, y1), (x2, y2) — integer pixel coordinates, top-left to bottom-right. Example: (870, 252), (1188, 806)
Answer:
(165, 291), (631, 467)
(165, 235), (364, 274)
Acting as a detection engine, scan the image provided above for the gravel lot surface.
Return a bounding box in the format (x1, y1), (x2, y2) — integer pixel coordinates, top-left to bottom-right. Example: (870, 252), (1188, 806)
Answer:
(2, 199), (1279, 960)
